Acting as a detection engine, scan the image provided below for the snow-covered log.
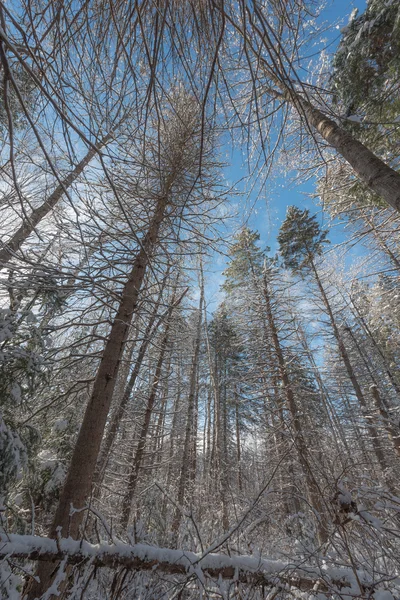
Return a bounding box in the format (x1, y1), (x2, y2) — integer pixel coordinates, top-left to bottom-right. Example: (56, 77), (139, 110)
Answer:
(0, 534), (369, 595)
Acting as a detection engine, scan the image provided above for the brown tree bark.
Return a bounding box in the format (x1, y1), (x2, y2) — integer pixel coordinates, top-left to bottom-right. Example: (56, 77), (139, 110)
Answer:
(94, 277), (173, 488)
(3, 533), (363, 594)
(224, 6), (400, 212)
(296, 96), (400, 213)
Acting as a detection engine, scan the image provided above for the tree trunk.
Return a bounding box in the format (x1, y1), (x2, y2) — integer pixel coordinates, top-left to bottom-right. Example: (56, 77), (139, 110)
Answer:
(0, 133), (113, 264)
(27, 193), (169, 600)
(295, 95), (400, 213)
(235, 387), (243, 493)
(309, 259), (389, 476)
(262, 271), (328, 545)
(172, 288), (203, 537)
(152, 350), (172, 460)
(120, 288), (184, 530)
(94, 278), (172, 488)
(224, 9), (400, 212)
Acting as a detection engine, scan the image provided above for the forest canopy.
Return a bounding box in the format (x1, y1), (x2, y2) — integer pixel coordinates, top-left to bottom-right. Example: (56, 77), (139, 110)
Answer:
(0, 0), (400, 598)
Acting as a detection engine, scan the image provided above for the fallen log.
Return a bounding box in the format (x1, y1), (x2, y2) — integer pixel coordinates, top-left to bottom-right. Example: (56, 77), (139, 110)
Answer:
(0, 533), (368, 595)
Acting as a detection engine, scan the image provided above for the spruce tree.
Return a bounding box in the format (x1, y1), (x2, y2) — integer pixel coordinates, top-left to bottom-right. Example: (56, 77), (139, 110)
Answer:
(278, 207), (395, 489)
(277, 207), (329, 274)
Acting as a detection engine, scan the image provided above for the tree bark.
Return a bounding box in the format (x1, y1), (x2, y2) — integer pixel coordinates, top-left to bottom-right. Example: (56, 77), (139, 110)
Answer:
(7, 533), (365, 594)
(294, 95), (400, 213)
(224, 7), (400, 212)
(94, 278), (172, 488)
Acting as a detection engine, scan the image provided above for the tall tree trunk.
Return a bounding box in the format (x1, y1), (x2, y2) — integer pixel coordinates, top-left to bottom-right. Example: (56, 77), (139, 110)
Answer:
(262, 271), (328, 545)
(27, 193), (169, 600)
(235, 389), (243, 493)
(294, 95), (400, 213)
(152, 350), (172, 460)
(309, 259), (390, 476)
(204, 306), (229, 529)
(172, 287), (203, 538)
(120, 308), (174, 530)
(205, 384), (212, 482)
(220, 368), (230, 530)
(0, 133), (113, 264)
(162, 359), (183, 523)
(225, 8), (400, 211)
(94, 277), (173, 488)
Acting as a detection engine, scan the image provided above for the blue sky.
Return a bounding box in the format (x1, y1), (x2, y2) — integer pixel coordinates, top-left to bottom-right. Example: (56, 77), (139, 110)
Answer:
(204, 0), (369, 311)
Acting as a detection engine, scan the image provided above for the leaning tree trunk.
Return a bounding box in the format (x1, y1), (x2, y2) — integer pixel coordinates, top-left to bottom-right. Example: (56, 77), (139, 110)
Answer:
(0, 133), (113, 265)
(223, 8), (400, 212)
(26, 192), (169, 600)
(293, 95), (400, 213)
(94, 276), (172, 488)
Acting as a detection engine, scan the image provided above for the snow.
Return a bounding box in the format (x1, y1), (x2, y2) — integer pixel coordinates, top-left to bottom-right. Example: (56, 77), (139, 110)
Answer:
(0, 533), (373, 594)
(374, 592), (395, 600)
(52, 419), (68, 433)
(10, 382), (21, 402)
(347, 115), (363, 123)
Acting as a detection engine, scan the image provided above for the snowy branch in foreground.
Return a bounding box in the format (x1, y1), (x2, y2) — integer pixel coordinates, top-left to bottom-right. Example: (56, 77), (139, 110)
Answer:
(0, 534), (371, 595)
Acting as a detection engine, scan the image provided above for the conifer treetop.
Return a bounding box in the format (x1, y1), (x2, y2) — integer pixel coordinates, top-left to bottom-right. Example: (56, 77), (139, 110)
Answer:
(277, 207), (330, 273)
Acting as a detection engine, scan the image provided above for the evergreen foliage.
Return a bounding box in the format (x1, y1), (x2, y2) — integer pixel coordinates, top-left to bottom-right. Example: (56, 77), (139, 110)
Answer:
(277, 207), (330, 272)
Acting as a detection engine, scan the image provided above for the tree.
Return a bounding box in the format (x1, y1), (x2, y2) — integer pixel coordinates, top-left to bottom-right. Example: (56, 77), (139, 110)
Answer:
(278, 207), (394, 485)
(222, 228), (328, 544)
(27, 90), (220, 598)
